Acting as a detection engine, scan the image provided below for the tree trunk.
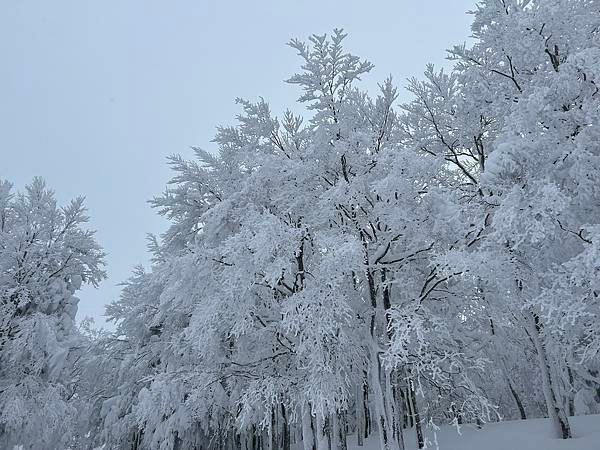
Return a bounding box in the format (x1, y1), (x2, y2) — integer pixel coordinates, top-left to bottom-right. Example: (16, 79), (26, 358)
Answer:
(240, 429), (248, 450)
(251, 425), (258, 450)
(281, 403), (291, 450)
(269, 407), (277, 450)
(526, 312), (572, 439)
(315, 413), (329, 450)
(131, 428), (142, 450)
(342, 411), (349, 450)
(490, 316), (527, 420)
(408, 379), (424, 449)
(302, 403), (317, 450)
(331, 411), (347, 450)
(369, 345), (402, 450)
(364, 381), (371, 438)
(506, 376), (527, 420)
(386, 371), (405, 450)
(356, 383), (365, 447)
(403, 388), (412, 428)
(567, 365), (575, 417)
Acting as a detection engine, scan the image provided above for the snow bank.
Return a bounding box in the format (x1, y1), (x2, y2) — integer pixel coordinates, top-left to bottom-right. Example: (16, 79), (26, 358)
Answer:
(344, 414), (600, 450)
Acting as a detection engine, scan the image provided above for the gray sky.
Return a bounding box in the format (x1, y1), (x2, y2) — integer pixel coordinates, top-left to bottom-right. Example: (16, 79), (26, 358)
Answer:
(1, 0), (476, 327)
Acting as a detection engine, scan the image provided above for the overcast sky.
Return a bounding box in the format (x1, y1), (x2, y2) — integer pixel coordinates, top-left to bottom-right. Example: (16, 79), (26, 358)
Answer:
(1, 0), (476, 327)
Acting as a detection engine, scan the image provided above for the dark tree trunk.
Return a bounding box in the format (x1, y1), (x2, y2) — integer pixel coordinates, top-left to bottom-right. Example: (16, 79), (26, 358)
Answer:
(281, 403), (291, 450)
(409, 381), (424, 449)
(364, 381), (371, 438)
(508, 380), (527, 420)
(357, 382), (365, 447)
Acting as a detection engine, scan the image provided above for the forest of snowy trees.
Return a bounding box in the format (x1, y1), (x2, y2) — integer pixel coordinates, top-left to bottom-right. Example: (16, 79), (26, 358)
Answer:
(2, 1), (600, 449)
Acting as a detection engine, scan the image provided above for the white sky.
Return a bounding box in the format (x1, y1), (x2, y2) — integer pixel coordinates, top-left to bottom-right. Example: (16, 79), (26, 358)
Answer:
(1, 0), (476, 327)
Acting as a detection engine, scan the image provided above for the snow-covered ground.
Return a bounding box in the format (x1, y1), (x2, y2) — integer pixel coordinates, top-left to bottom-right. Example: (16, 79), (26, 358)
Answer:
(342, 414), (600, 450)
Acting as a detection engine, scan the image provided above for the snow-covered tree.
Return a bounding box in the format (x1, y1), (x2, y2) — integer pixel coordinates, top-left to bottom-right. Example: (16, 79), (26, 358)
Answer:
(0, 178), (105, 449)
(410, 0), (600, 439)
(79, 1), (600, 448)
